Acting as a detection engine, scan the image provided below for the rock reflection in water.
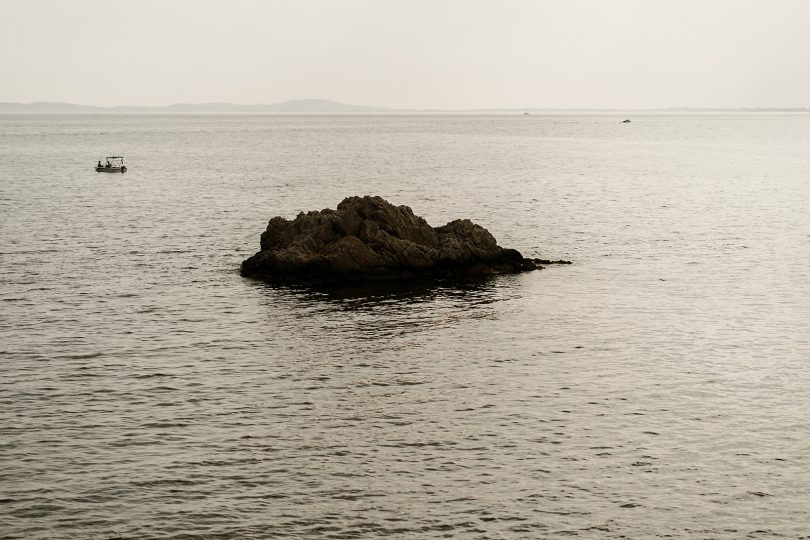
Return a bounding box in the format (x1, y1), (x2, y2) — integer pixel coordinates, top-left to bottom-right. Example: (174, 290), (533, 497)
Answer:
(249, 277), (515, 345)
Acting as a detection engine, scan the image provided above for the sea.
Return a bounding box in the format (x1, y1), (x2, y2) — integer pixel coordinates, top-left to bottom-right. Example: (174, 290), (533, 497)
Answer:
(1, 113), (809, 539)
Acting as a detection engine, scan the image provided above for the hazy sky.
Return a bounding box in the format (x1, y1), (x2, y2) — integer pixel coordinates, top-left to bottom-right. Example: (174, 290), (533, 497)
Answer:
(2, 0), (809, 109)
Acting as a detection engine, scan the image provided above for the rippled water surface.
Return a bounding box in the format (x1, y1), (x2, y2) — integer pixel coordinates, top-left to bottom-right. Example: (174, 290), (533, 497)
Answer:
(2, 113), (810, 538)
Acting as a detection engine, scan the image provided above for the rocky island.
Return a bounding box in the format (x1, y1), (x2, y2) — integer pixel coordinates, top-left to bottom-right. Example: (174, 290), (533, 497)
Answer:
(241, 195), (568, 285)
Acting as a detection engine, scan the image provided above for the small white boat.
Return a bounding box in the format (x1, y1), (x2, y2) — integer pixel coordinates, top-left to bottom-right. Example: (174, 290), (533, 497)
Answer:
(95, 156), (127, 173)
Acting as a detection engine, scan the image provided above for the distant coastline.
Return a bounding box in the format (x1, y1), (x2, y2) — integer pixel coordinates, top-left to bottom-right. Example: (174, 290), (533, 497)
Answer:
(0, 99), (386, 114)
(1, 99), (808, 114)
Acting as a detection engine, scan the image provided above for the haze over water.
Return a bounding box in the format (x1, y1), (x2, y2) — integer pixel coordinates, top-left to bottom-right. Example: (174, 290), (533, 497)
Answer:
(2, 113), (810, 538)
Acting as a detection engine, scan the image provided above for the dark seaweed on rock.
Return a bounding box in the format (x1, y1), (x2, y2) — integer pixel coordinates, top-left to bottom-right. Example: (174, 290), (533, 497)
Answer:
(241, 195), (565, 285)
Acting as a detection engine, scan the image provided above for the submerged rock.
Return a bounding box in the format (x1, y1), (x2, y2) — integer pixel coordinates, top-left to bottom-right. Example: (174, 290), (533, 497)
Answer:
(241, 195), (563, 285)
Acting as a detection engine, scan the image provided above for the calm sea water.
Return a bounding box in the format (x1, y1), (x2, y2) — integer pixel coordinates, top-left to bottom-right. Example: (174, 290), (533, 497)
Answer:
(2, 113), (810, 539)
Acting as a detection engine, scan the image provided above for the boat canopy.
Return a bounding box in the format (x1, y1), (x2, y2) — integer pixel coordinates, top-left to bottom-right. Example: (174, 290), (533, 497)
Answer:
(101, 156), (125, 167)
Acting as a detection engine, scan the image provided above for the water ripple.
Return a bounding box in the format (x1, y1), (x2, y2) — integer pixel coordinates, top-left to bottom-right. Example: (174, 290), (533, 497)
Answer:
(2, 113), (810, 538)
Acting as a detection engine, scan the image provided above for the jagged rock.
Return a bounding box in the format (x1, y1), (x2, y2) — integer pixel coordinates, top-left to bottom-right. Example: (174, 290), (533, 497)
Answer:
(241, 195), (559, 285)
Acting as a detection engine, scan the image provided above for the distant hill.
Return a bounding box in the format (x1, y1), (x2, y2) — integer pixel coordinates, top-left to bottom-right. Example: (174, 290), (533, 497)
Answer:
(0, 99), (389, 113)
(1, 101), (807, 114)
(0, 101), (107, 113)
